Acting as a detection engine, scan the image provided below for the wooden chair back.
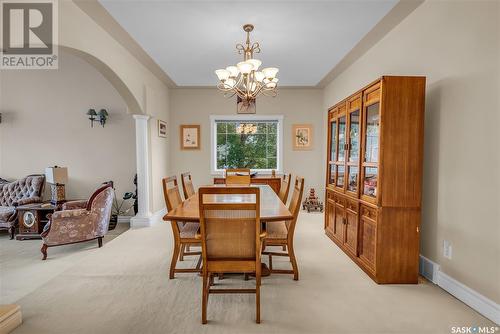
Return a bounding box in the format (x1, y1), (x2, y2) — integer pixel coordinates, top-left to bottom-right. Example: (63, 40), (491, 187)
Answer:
(162, 176), (183, 212)
(225, 168), (251, 186)
(278, 173), (291, 204)
(198, 187), (261, 261)
(181, 172), (196, 199)
(285, 177), (305, 233)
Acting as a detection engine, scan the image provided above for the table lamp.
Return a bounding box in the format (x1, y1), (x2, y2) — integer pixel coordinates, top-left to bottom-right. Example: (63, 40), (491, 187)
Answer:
(45, 166), (68, 204)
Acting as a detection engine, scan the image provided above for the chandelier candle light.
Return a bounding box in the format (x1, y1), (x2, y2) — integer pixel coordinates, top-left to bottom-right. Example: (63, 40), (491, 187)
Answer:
(215, 24), (279, 103)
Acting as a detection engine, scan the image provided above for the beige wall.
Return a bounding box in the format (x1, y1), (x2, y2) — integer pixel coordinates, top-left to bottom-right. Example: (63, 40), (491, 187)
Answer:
(147, 87), (170, 213)
(169, 88), (324, 197)
(0, 50), (136, 205)
(323, 1), (499, 303)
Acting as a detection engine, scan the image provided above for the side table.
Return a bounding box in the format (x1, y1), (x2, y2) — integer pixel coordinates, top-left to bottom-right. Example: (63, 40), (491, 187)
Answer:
(15, 203), (56, 240)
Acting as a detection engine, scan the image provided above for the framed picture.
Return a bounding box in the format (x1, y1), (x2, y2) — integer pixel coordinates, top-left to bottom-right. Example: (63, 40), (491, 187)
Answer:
(292, 124), (313, 150)
(158, 120), (167, 138)
(237, 96), (256, 114)
(180, 125), (200, 150)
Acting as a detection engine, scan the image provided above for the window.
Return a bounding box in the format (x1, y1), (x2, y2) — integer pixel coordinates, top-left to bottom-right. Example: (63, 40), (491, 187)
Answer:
(210, 115), (283, 174)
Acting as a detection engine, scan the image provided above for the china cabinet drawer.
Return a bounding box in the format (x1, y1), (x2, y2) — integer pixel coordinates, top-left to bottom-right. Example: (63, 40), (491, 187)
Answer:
(333, 193), (345, 207)
(345, 199), (358, 213)
(360, 205), (377, 222)
(327, 190), (334, 200)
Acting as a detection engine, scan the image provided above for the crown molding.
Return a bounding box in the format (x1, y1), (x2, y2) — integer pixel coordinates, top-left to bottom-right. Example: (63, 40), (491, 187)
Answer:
(73, 0), (177, 88)
(316, 0), (424, 88)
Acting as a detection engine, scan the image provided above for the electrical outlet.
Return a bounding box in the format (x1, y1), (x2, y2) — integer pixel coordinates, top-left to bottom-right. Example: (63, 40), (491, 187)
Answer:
(443, 240), (452, 259)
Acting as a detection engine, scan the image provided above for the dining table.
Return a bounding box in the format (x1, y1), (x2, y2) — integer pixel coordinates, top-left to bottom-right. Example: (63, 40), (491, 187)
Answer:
(163, 184), (293, 277)
(163, 184), (293, 223)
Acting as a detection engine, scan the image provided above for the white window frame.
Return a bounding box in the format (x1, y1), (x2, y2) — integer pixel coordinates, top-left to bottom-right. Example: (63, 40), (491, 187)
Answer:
(210, 115), (284, 175)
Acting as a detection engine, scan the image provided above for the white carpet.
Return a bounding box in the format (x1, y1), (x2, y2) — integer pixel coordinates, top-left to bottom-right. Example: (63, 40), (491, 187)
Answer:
(2, 213), (494, 334)
(0, 224), (129, 304)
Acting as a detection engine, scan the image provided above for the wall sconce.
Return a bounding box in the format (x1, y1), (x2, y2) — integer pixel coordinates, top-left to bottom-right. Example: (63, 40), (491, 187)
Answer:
(98, 109), (108, 127)
(86, 108), (108, 128)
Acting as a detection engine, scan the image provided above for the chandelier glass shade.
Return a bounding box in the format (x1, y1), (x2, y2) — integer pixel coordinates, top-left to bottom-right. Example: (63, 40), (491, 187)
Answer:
(215, 24), (279, 102)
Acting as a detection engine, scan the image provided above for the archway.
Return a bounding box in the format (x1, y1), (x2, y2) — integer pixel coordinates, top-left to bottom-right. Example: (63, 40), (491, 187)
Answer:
(57, 46), (152, 227)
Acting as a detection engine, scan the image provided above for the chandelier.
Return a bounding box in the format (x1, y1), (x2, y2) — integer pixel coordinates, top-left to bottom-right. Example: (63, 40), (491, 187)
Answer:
(215, 24), (279, 102)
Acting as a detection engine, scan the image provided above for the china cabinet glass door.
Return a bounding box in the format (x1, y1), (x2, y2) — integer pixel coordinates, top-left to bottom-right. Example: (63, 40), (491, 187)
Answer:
(346, 108), (360, 194)
(361, 102), (380, 201)
(328, 117), (337, 185)
(335, 114), (347, 190)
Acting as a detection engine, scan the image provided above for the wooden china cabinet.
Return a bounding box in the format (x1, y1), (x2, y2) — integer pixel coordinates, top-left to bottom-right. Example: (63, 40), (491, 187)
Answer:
(325, 76), (426, 284)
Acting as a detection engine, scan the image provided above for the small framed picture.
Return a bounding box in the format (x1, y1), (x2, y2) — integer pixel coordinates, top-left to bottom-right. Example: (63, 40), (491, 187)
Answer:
(180, 125), (200, 150)
(158, 120), (167, 138)
(292, 124), (313, 150)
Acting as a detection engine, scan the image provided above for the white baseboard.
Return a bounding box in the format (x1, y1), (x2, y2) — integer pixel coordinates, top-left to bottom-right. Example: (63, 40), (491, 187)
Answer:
(151, 207), (167, 224)
(129, 215), (151, 228)
(129, 208), (167, 228)
(419, 255), (500, 325)
(117, 215), (131, 224)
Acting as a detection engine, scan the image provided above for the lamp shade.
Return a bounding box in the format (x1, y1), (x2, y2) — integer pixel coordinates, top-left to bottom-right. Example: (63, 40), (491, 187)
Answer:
(262, 67), (279, 79)
(215, 69), (230, 81)
(247, 59), (262, 71)
(45, 167), (68, 184)
(237, 61), (254, 74)
(226, 66), (239, 77)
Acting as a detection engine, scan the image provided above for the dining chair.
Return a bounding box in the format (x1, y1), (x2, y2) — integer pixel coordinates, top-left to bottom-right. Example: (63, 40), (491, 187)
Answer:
(198, 186), (264, 324)
(181, 172), (196, 199)
(225, 168), (251, 185)
(263, 176), (305, 280)
(277, 173), (291, 204)
(162, 176), (201, 279)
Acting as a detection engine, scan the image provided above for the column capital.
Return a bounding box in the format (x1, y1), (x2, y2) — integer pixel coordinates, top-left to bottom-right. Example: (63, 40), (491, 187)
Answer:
(132, 114), (151, 121)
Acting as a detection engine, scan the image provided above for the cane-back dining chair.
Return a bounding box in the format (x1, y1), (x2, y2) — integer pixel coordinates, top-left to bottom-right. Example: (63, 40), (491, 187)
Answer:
(225, 168), (251, 186)
(277, 173), (291, 204)
(162, 176), (201, 279)
(181, 172), (196, 200)
(263, 176), (305, 280)
(198, 186), (264, 324)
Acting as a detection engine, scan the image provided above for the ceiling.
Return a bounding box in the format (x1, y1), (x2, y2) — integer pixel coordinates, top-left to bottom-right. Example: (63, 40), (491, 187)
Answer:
(99, 1), (397, 87)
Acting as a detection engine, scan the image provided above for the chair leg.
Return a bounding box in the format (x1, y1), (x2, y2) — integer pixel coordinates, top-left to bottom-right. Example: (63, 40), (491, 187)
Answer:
(97, 237), (103, 248)
(169, 241), (180, 279)
(282, 245), (286, 251)
(244, 273), (249, 281)
(288, 240), (299, 281)
(209, 273), (214, 286)
(179, 244), (186, 261)
(256, 274), (261, 324)
(268, 254), (273, 270)
(202, 272), (208, 324)
(41, 244), (48, 260)
(9, 226), (15, 240)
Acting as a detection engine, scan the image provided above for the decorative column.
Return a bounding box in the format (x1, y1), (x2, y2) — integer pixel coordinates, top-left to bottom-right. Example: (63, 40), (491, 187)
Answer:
(130, 114), (152, 228)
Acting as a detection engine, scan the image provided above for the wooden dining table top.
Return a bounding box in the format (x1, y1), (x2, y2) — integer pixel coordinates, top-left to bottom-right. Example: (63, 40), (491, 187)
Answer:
(163, 184), (293, 223)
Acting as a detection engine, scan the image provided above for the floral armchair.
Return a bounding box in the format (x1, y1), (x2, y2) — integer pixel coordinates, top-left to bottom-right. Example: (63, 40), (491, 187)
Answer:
(0, 175), (45, 239)
(40, 182), (114, 260)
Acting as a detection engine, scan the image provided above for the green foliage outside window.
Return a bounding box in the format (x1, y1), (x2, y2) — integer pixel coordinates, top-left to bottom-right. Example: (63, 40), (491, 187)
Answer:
(216, 121), (278, 170)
